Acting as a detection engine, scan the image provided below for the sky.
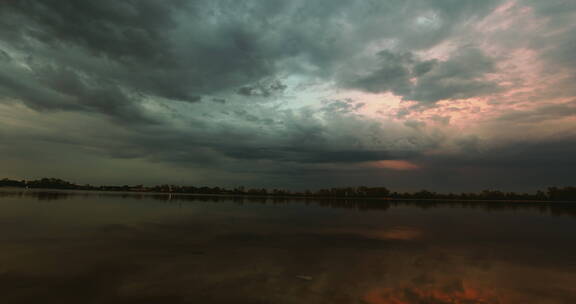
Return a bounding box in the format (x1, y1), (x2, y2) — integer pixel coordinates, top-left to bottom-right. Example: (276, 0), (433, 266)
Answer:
(1, 0), (575, 191)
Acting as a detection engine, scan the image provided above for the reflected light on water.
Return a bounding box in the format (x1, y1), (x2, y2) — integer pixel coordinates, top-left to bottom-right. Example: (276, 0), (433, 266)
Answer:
(364, 281), (501, 304)
(375, 226), (423, 241)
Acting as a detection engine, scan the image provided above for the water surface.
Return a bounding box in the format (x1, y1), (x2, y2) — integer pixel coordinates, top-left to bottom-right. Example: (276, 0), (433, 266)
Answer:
(1, 189), (575, 303)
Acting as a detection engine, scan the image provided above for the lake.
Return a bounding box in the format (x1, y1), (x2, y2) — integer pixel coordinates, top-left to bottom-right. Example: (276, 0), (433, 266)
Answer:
(1, 189), (575, 303)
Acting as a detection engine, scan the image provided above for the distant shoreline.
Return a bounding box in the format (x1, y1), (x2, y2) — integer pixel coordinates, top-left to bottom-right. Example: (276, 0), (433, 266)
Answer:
(2, 177), (576, 202)
(2, 187), (575, 204)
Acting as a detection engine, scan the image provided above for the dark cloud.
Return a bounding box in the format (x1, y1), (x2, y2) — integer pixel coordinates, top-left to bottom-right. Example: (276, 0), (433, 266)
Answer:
(0, 0), (185, 63)
(223, 147), (402, 164)
(543, 28), (576, 73)
(211, 98), (227, 104)
(0, 59), (151, 123)
(408, 47), (499, 102)
(345, 51), (415, 97)
(0, 0), (279, 107)
(496, 101), (576, 123)
(344, 48), (499, 103)
(237, 79), (287, 97)
(421, 135), (576, 190)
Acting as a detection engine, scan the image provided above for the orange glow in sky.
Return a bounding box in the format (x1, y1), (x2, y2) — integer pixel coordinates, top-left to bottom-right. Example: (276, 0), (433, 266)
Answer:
(372, 160), (420, 171)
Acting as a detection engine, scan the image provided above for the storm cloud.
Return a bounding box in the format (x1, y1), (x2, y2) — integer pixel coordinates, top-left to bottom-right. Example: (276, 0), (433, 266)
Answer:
(1, 0), (575, 190)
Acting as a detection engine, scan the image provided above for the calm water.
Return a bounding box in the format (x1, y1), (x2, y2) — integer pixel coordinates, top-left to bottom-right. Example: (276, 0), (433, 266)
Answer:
(1, 189), (575, 304)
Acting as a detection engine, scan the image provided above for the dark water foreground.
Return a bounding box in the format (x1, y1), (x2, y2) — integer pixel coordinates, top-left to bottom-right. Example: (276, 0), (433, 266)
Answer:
(1, 189), (575, 304)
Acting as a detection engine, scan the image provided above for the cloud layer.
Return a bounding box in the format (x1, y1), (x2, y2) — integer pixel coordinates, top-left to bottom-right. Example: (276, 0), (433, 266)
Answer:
(1, 0), (575, 190)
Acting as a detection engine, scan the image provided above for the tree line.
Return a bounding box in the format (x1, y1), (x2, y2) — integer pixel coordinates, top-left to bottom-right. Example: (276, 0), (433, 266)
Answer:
(1, 177), (575, 201)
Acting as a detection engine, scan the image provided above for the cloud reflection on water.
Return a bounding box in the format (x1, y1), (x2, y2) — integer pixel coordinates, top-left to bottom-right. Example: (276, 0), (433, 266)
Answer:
(0, 189), (575, 303)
